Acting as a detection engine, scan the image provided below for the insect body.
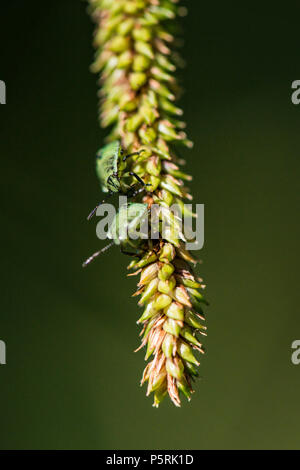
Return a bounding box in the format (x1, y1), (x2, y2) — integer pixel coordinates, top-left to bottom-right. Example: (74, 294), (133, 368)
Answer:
(96, 141), (120, 193)
(87, 141), (148, 220)
(83, 203), (149, 267)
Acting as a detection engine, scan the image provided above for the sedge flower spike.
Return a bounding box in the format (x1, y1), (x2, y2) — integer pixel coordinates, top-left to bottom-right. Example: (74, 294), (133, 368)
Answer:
(88, 0), (208, 407)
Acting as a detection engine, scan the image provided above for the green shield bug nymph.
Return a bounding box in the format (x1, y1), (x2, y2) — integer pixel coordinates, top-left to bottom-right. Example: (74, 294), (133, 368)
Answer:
(82, 203), (149, 267)
(87, 141), (149, 220)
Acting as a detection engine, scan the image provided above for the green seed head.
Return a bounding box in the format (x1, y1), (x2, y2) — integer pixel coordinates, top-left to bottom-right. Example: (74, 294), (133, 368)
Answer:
(165, 301), (184, 321)
(158, 263), (175, 281)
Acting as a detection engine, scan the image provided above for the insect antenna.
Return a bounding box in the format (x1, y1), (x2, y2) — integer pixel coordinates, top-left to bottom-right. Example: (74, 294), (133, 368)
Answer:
(87, 194), (112, 221)
(82, 242), (114, 268)
(87, 204), (101, 220)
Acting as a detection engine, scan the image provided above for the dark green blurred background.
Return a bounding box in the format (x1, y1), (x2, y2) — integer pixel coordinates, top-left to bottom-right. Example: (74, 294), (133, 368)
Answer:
(1, 0), (300, 450)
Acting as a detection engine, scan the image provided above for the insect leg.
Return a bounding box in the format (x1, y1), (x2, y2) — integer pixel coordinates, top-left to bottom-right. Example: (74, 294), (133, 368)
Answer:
(129, 186), (147, 198)
(122, 149), (146, 162)
(129, 172), (150, 188)
(120, 246), (141, 257)
(82, 242), (115, 267)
